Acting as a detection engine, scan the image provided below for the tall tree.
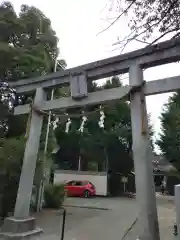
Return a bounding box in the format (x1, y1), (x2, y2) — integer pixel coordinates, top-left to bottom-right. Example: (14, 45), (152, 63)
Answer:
(157, 92), (180, 171)
(0, 1), (66, 82)
(0, 1), (66, 215)
(0, 1), (66, 139)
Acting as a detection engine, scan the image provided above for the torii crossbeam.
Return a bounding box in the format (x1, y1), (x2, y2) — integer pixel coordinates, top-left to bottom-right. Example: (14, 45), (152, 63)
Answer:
(2, 38), (180, 240)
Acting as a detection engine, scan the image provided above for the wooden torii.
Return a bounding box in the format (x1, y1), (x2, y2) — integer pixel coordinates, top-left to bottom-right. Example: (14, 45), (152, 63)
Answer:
(1, 38), (180, 240)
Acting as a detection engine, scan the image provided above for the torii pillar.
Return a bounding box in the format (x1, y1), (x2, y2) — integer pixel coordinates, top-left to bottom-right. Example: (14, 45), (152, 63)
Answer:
(129, 65), (160, 240)
(0, 88), (45, 239)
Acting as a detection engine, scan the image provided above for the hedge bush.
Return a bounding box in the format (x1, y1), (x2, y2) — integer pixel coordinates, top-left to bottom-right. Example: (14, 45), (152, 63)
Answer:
(44, 184), (65, 209)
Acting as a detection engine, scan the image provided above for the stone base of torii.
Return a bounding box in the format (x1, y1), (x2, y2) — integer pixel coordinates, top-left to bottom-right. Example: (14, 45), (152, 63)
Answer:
(1, 38), (180, 239)
(0, 217), (42, 239)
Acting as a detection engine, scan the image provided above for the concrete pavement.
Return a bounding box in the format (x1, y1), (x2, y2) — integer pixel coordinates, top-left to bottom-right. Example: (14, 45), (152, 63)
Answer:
(33, 196), (176, 240)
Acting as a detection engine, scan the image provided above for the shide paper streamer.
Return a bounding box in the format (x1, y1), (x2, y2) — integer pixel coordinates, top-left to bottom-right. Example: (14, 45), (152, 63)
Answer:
(52, 106), (106, 134)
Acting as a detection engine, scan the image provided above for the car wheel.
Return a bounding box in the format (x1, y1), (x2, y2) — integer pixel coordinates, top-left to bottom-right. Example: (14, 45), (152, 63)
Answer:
(84, 190), (90, 198)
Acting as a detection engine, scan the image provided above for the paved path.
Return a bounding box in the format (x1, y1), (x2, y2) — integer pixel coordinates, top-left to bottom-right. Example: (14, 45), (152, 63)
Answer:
(33, 196), (176, 240)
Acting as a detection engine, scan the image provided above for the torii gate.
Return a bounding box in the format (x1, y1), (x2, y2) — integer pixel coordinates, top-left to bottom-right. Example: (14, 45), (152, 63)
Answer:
(1, 38), (180, 240)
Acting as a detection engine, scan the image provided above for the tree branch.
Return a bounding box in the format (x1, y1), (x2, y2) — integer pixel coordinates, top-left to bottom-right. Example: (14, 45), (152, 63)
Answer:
(111, 0), (179, 50)
(149, 27), (179, 46)
(97, 0), (136, 36)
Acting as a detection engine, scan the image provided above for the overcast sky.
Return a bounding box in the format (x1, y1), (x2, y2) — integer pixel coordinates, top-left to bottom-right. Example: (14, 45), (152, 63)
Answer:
(12, 0), (180, 152)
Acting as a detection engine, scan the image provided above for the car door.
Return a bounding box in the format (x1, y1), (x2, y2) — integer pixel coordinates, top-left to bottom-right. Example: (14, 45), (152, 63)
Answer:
(70, 181), (78, 196)
(65, 181), (75, 196)
(73, 181), (84, 196)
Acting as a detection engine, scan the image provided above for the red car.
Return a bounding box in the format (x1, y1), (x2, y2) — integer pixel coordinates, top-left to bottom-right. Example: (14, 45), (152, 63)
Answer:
(64, 180), (96, 198)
